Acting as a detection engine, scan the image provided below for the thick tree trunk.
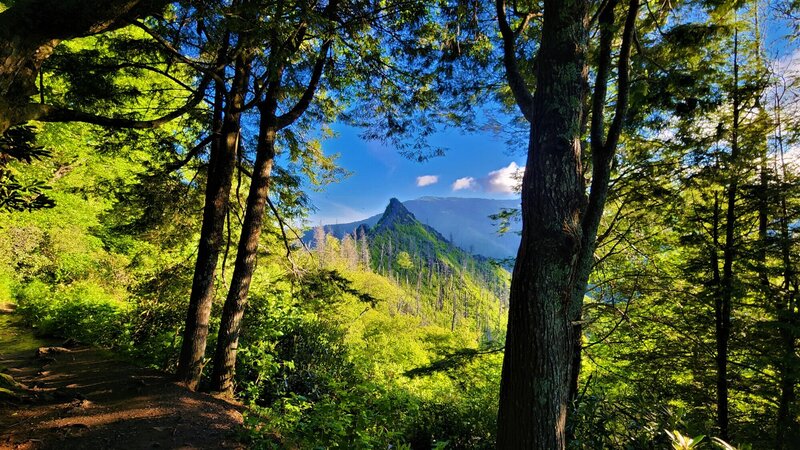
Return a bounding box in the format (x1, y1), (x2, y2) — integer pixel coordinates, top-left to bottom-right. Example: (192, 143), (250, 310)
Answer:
(176, 54), (250, 389)
(495, 1), (588, 448)
(210, 114), (277, 394)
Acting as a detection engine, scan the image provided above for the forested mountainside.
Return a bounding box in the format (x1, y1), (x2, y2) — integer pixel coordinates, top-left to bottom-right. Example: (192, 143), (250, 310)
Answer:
(313, 198), (510, 334)
(306, 197), (521, 260)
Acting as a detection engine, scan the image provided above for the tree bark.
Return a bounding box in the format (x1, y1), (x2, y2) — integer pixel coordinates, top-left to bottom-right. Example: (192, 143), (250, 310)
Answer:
(495, 0), (639, 446)
(176, 52), (250, 389)
(208, 25), (332, 392)
(775, 103), (798, 446)
(495, 0), (589, 447)
(716, 27), (741, 441)
(566, 0), (635, 408)
(210, 111), (277, 394)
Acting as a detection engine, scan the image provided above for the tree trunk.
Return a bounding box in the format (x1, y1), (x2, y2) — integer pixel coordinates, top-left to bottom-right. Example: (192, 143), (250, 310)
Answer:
(176, 53), (250, 389)
(776, 189), (798, 447)
(775, 114), (798, 446)
(495, 1), (588, 447)
(210, 111), (277, 394)
(716, 27), (741, 441)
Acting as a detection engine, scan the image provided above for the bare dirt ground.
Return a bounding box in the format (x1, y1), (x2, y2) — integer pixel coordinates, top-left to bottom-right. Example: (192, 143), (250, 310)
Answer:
(0, 309), (246, 450)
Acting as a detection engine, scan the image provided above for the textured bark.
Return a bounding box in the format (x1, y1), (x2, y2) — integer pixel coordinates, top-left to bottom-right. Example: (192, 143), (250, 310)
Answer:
(209, 22), (332, 393)
(495, 0), (588, 447)
(495, 0), (639, 447)
(176, 53), (250, 389)
(0, 0), (169, 133)
(567, 0), (636, 408)
(210, 114), (277, 394)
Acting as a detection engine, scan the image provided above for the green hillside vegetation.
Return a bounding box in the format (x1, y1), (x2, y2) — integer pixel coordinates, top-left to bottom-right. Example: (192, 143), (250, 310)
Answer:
(1, 121), (506, 448)
(363, 199), (508, 334)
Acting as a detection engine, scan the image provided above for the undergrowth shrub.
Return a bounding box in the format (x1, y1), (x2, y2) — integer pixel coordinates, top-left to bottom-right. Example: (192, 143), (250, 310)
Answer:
(234, 269), (500, 449)
(127, 264), (196, 370)
(15, 279), (129, 347)
(235, 278), (416, 449)
(0, 266), (14, 303)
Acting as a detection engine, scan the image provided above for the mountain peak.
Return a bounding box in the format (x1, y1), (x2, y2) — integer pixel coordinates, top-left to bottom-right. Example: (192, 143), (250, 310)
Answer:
(387, 197), (405, 209)
(374, 198), (416, 231)
(303, 197), (521, 260)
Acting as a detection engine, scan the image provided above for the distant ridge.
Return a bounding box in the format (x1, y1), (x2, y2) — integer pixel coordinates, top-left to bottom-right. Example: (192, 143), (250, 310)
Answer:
(305, 196), (521, 260)
(352, 198), (511, 333)
(363, 198), (510, 305)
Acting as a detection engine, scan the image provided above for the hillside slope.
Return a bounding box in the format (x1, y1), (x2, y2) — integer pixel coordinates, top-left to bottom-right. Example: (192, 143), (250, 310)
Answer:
(307, 197), (520, 259)
(363, 199), (509, 331)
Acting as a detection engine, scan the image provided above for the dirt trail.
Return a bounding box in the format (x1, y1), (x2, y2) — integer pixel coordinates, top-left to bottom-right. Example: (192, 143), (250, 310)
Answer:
(0, 311), (245, 450)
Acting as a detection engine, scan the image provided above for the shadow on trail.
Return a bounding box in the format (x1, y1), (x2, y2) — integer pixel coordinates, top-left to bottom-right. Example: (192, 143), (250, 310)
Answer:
(0, 314), (245, 450)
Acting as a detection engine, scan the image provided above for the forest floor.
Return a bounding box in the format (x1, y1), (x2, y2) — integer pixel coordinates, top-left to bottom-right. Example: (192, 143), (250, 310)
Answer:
(0, 307), (246, 450)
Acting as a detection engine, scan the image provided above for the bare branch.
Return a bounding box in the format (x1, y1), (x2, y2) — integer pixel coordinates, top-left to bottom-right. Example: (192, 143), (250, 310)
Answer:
(18, 74), (210, 128)
(163, 134), (213, 172)
(495, 0), (534, 122)
(276, 39), (332, 130)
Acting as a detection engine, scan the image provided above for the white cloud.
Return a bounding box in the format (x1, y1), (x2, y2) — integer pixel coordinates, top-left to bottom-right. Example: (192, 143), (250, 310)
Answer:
(484, 162), (524, 194)
(416, 175), (439, 187)
(452, 177), (478, 191)
(774, 47), (800, 83)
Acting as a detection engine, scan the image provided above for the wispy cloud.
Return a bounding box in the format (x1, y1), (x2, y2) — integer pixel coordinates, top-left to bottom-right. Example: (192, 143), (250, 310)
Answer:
(452, 177), (478, 191)
(484, 162), (524, 194)
(451, 162), (524, 194)
(416, 175), (439, 187)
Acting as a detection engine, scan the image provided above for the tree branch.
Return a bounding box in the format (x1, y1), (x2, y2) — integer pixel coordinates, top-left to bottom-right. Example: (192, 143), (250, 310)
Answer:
(276, 39), (332, 130)
(604, 0), (638, 153)
(589, 0), (619, 156)
(0, 0), (169, 41)
(513, 11), (541, 38)
(265, 195), (297, 263)
(129, 20), (226, 84)
(163, 134), (213, 172)
(0, 0), (172, 133)
(583, 0), (638, 239)
(18, 74), (210, 128)
(495, 0), (534, 122)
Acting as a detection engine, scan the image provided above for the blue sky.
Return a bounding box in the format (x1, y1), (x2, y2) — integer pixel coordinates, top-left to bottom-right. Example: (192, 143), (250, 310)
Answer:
(305, 122), (525, 225)
(304, 6), (798, 226)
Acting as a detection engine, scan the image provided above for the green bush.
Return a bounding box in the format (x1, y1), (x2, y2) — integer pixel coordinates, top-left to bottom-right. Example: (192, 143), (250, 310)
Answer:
(15, 279), (53, 323)
(0, 270), (15, 304)
(126, 265), (196, 370)
(15, 279), (128, 347)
